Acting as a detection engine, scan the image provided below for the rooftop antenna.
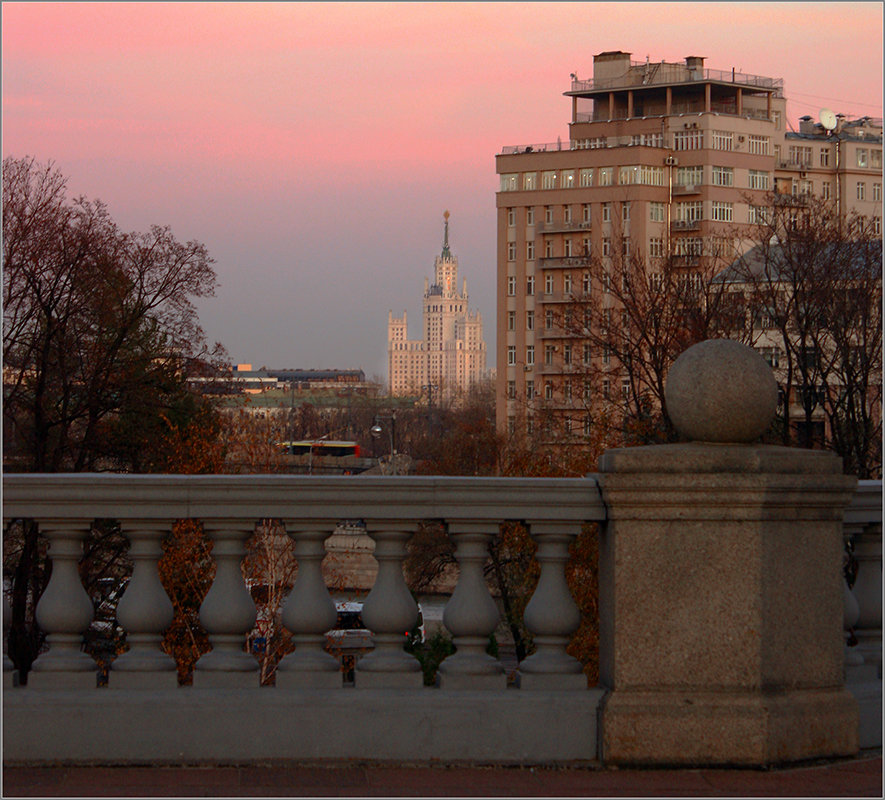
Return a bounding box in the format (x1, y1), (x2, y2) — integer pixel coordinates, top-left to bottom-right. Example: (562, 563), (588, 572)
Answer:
(819, 108), (838, 133)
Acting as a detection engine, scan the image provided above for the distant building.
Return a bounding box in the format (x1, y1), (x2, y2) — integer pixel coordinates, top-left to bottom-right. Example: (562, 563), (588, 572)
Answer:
(388, 212), (487, 396)
(495, 49), (882, 434)
(190, 365), (372, 395)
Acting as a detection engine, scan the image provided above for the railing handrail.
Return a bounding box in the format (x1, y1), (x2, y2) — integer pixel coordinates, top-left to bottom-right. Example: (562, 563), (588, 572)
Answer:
(569, 68), (783, 94)
(2, 473), (605, 525)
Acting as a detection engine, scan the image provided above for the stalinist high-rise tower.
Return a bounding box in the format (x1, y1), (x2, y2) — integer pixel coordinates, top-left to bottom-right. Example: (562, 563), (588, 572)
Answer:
(388, 212), (487, 396)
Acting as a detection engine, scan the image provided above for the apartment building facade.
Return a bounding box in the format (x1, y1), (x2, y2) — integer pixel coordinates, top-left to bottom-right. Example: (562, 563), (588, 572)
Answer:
(388, 212), (487, 397)
(495, 50), (882, 436)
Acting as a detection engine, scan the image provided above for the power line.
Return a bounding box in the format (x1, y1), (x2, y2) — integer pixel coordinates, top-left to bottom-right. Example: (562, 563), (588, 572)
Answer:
(787, 90), (882, 112)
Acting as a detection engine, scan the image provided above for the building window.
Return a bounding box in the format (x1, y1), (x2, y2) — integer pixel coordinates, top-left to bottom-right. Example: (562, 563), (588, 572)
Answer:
(526, 416), (534, 435)
(621, 379), (630, 400)
(562, 170), (575, 188)
(583, 344), (592, 366)
(544, 345), (554, 366)
(526, 345), (534, 365)
(507, 310), (515, 330)
(542, 171), (558, 190)
(874, 183), (882, 202)
(602, 203), (611, 222)
(563, 205), (572, 223)
(544, 381), (554, 400)
(526, 380), (534, 399)
(545, 273), (555, 294)
(748, 135), (770, 155)
(622, 237), (631, 256)
(820, 149), (830, 167)
(582, 203), (591, 223)
(545, 309), (553, 330)
(507, 380), (516, 400)
(674, 130), (703, 150)
(545, 206), (553, 224)
(564, 238), (573, 257)
(563, 344), (572, 365)
(526, 208), (535, 225)
(821, 182), (831, 201)
(872, 150), (882, 168)
(507, 346), (516, 366)
(526, 241), (535, 260)
(599, 167), (613, 186)
(507, 416), (515, 435)
(602, 238), (611, 257)
(712, 130), (734, 151)
(649, 202), (665, 223)
(526, 310), (534, 330)
(507, 242), (516, 261)
(544, 238), (554, 257)
(622, 202), (631, 221)
(523, 172), (537, 190)
(874, 217), (881, 236)
(582, 273), (591, 294)
(748, 170), (769, 190)
(677, 201), (703, 222)
(712, 166), (734, 187)
(602, 270), (611, 292)
(788, 145), (812, 166)
(676, 165), (703, 187)
(711, 201), (733, 222)
(619, 166), (639, 185)
(500, 173), (518, 191)
(563, 273), (572, 294)
(579, 168), (593, 187)
(857, 182), (866, 201)
(674, 237), (703, 256)
(857, 149), (869, 168)
(507, 276), (516, 295)
(648, 237), (664, 258)
(526, 275), (534, 295)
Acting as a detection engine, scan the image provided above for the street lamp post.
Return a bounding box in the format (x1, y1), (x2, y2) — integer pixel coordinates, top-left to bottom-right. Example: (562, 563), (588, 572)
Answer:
(370, 412), (397, 474)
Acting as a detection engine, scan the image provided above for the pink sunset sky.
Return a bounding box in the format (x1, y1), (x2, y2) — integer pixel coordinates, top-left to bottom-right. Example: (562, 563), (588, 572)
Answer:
(3, 2), (882, 378)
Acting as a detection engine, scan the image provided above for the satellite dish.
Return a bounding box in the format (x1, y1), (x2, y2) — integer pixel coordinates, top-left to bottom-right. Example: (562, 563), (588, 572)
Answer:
(820, 108), (838, 131)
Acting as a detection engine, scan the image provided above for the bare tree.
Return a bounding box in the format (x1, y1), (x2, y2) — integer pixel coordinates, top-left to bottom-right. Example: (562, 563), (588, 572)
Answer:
(724, 194), (881, 474)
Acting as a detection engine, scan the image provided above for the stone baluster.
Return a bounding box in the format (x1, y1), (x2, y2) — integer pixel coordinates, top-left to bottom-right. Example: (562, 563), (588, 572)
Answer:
(355, 524), (422, 688)
(852, 522), (882, 678)
(843, 569), (864, 670)
(518, 521), (586, 690)
(437, 522), (506, 689)
(29, 520), (97, 689)
(276, 523), (340, 689)
(4, 581), (15, 688)
(109, 522), (177, 688)
(193, 519), (258, 687)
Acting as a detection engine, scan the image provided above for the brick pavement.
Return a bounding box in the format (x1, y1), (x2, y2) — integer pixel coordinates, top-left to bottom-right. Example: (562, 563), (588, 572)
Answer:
(2, 752), (882, 798)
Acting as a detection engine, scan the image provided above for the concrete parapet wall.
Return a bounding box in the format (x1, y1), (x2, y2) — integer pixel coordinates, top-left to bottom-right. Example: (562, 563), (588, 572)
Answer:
(3, 687), (604, 765)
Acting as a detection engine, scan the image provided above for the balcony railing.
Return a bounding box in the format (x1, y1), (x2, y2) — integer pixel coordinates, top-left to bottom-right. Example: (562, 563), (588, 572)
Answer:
(569, 67), (783, 95)
(3, 467), (880, 764)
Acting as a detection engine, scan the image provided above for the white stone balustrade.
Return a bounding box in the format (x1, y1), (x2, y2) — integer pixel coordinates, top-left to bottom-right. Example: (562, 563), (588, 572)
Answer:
(110, 521), (176, 688)
(1, 468), (877, 766)
(28, 519), (96, 689)
(518, 522), (586, 689)
(438, 522), (506, 689)
(276, 522), (340, 689)
(194, 519), (259, 687)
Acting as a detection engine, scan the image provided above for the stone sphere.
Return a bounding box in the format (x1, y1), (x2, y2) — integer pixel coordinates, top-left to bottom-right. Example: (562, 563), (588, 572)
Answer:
(665, 339), (778, 443)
